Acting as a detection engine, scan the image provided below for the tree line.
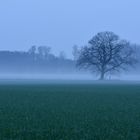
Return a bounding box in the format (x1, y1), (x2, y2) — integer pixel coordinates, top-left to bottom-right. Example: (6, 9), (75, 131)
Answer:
(0, 31), (140, 79)
(0, 46), (76, 74)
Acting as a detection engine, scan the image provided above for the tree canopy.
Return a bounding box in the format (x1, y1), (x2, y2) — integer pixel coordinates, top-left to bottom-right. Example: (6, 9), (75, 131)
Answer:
(77, 31), (137, 80)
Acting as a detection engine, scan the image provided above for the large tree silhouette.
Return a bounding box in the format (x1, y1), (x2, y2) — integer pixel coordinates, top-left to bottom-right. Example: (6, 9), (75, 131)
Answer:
(77, 31), (136, 80)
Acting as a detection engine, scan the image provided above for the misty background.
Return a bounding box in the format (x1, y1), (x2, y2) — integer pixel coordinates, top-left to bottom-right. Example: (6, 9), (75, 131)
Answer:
(0, 0), (140, 80)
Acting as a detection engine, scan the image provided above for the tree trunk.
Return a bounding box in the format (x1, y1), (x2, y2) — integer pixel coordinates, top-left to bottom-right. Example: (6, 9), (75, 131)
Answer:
(99, 71), (105, 80)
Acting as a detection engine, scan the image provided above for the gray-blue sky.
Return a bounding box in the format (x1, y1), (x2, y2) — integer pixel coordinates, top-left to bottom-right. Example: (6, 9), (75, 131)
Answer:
(0, 0), (140, 58)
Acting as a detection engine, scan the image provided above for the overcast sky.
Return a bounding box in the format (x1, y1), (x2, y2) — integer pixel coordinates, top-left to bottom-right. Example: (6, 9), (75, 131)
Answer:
(0, 0), (140, 58)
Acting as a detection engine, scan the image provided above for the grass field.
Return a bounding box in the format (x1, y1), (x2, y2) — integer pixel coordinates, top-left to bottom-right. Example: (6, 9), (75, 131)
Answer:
(0, 80), (140, 139)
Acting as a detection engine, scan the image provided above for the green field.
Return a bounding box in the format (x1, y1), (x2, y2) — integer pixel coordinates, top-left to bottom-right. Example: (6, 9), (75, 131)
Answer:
(0, 81), (140, 140)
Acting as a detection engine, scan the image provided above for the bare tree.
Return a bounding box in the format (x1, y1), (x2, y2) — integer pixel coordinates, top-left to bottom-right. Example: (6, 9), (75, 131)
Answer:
(38, 46), (51, 59)
(59, 51), (66, 60)
(77, 31), (137, 80)
(28, 45), (37, 60)
(28, 46), (36, 55)
(72, 45), (80, 61)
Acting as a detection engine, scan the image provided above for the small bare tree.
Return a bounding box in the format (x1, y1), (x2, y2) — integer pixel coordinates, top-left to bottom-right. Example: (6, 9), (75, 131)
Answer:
(72, 45), (80, 61)
(59, 51), (66, 60)
(28, 46), (37, 60)
(77, 31), (137, 80)
(38, 46), (51, 59)
(28, 46), (36, 54)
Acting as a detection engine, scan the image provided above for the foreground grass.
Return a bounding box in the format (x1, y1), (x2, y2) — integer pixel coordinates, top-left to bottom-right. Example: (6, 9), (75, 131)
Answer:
(0, 82), (140, 139)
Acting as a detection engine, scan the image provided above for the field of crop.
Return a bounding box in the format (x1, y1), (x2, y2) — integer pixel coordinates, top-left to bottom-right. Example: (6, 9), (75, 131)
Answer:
(0, 81), (140, 139)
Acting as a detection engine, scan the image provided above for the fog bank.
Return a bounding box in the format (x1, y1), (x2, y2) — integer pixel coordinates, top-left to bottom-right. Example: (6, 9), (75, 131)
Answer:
(0, 73), (140, 81)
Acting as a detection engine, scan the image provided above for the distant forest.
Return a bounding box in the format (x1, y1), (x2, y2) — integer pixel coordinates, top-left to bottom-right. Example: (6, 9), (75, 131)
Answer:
(0, 46), (78, 74)
(0, 44), (140, 75)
